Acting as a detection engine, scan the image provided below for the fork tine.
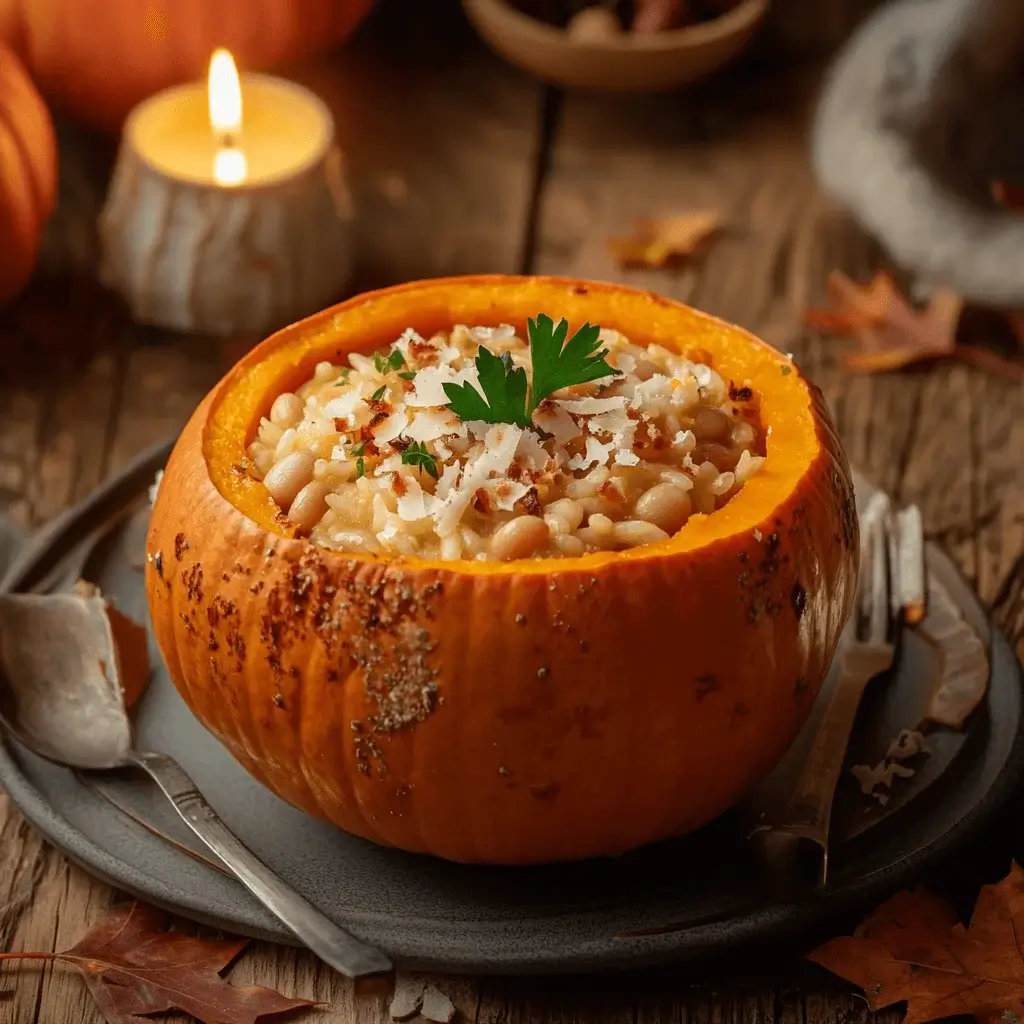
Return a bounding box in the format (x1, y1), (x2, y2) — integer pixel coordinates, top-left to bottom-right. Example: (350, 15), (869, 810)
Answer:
(861, 493), (891, 645)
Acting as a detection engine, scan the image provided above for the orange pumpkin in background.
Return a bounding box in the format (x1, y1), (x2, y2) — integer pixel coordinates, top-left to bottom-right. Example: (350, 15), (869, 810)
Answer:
(0, 43), (55, 303)
(0, 0), (376, 133)
(146, 275), (859, 866)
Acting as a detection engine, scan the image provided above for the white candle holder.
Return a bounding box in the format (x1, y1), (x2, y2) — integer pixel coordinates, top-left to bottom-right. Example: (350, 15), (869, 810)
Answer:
(99, 74), (354, 338)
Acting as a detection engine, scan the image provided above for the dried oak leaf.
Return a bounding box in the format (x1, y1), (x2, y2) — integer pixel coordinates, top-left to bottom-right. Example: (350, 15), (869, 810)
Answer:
(0, 903), (313, 1024)
(606, 211), (721, 269)
(804, 271), (1024, 380)
(808, 862), (1024, 1024)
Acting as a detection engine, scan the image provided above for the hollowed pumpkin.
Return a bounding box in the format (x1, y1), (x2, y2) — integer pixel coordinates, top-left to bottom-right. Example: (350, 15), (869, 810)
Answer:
(146, 275), (858, 865)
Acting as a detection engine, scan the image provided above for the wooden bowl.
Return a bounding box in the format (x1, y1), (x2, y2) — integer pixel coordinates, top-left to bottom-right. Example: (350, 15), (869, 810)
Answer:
(461, 0), (770, 92)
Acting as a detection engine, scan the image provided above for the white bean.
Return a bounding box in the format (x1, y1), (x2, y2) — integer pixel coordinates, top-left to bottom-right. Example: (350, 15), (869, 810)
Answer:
(634, 483), (692, 534)
(693, 406), (732, 441)
(287, 480), (330, 534)
(554, 534), (586, 557)
(575, 527), (615, 550)
(264, 451), (316, 508)
(588, 513), (615, 538)
(612, 520), (670, 548)
(270, 392), (304, 429)
(490, 516), (549, 561)
(331, 529), (381, 554)
(545, 498), (584, 530)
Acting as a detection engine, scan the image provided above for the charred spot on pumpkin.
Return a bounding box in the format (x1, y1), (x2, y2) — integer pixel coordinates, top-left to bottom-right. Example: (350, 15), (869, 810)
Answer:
(272, 693), (286, 709)
(695, 673), (720, 701)
(729, 383), (753, 401)
(530, 781), (561, 802)
(153, 551), (163, 578)
(394, 782), (412, 798)
(178, 611), (197, 635)
(326, 668), (340, 682)
(570, 284), (589, 295)
(791, 582), (807, 619)
(208, 656), (226, 686)
(794, 677), (809, 702)
(174, 533), (189, 560)
(207, 632), (219, 652)
(354, 730), (387, 779)
(498, 765), (512, 777)
(181, 563), (204, 604)
(225, 629), (246, 670)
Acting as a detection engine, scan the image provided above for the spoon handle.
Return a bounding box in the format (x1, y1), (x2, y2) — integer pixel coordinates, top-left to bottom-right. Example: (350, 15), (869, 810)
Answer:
(130, 750), (392, 979)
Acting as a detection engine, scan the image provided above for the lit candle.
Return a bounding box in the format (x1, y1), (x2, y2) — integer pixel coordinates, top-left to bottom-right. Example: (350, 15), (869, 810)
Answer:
(99, 50), (354, 337)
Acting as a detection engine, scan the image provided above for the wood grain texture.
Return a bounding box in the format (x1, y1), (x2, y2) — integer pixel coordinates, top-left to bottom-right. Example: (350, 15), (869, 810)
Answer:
(0, 2), (1021, 1022)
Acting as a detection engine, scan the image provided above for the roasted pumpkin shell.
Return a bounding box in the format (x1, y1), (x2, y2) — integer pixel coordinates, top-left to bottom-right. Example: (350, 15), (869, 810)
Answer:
(146, 275), (858, 865)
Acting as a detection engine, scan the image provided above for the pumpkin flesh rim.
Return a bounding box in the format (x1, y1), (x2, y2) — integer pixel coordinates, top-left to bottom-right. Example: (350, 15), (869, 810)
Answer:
(204, 275), (823, 576)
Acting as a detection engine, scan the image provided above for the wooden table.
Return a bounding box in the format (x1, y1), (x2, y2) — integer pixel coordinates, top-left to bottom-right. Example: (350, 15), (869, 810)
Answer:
(1, 3), (1022, 1021)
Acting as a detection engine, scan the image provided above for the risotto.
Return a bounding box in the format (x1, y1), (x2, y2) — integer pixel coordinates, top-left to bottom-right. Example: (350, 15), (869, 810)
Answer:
(245, 322), (765, 561)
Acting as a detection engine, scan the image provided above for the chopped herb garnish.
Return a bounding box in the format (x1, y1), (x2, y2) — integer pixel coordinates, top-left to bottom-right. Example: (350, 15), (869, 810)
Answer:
(400, 440), (439, 479)
(443, 314), (618, 427)
(335, 368), (351, 384)
(350, 441), (365, 457)
(370, 384), (387, 402)
(781, 365), (792, 375)
(398, 370), (417, 381)
(355, 457), (365, 480)
(374, 349), (406, 374)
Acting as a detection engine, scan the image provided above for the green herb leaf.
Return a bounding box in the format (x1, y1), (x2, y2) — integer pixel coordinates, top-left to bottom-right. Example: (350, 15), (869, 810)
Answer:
(398, 370), (417, 381)
(441, 314), (618, 427)
(373, 352), (386, 373)
(781, 365), (792, 375)
(400, 440), (439, 479)
(355, 457), (365, 480)
(336, 368), (351, 384)
(443, 346), (530, 427)
(370, 385), (387, 402)
(387, 349), (406, 372)
(349, 441), (365, 457)
(526, 314), (618, 415)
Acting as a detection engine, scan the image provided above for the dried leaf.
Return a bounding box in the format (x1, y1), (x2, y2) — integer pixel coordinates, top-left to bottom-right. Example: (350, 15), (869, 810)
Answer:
(0, 904), (313, 1024)
(389, 975), (425, 1020)
(0, 587), (150, 768)
(804, 271), (962, 373)
(809, 862), (1024, 1024)
(607, 211), (721, 269)
(421, 984), (457, 1023)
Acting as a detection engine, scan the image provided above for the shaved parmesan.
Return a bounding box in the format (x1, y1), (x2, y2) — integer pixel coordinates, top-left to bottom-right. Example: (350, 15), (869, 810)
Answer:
(569, 436), (614, 471)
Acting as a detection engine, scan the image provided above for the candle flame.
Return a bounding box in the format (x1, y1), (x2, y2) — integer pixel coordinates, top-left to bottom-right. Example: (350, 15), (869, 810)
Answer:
(213, 147), (247, 186)
(208, 48), (242, 139)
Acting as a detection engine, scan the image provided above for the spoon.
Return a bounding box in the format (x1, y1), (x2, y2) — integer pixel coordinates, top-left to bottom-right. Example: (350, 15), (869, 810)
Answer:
(0, 588), (392, 980)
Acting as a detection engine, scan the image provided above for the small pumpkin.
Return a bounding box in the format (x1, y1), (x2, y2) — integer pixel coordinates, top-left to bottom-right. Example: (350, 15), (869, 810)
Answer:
(146, 276), (858, 865)
(0, 0), (375, 133)
(0, 43), (55, 304)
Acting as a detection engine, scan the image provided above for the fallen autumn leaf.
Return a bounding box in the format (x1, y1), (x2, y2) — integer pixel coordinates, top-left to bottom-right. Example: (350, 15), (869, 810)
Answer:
(0, 903), (313, 1024)
(607, 211), (721, 269)
(804, 271), (1024, 380)
(808, 861), (1024, 1024)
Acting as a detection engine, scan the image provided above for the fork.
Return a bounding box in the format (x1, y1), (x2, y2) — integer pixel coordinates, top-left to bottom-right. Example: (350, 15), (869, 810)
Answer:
(750, 491), (901, 887)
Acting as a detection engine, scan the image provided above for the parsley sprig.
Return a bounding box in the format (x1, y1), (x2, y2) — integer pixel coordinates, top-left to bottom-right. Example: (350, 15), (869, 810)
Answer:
(400, 440), (439, 479)
(442, 314), (618, 427)
(374, 349), (406, 374)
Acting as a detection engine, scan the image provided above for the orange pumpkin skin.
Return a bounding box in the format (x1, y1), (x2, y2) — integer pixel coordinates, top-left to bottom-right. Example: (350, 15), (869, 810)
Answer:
(146, 276), (858, 865)
(0, 0), (375, 133)
(0, 43), (55, 302)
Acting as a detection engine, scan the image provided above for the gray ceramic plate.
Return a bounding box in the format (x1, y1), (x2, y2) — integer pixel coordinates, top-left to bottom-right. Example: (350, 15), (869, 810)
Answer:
(0, 442), (1021, 974)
